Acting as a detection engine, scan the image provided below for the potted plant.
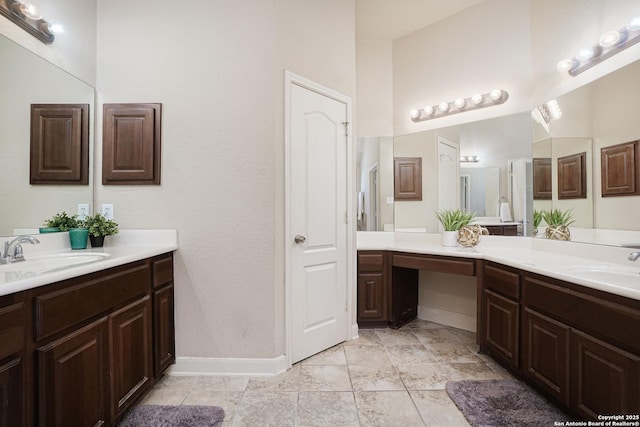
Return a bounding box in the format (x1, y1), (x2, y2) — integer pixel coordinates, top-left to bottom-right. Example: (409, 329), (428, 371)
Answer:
(541, 209), (574, 241)
(533, 209), (543, 236)
(434, 209), (475, 247)
(84, 213), (119, 247)
(41, 211), (79, 233)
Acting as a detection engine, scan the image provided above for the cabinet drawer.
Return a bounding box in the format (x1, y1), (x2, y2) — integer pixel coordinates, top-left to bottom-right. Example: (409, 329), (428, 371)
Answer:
(152, 254), (173, 289)
(392, 254), (475, 276)
(357, 252), (385, 272)
(485, 263), (520, 300)
(0, 294), (25, 361)
(523, 274), (640, 354)
(34, 262), (150, 342)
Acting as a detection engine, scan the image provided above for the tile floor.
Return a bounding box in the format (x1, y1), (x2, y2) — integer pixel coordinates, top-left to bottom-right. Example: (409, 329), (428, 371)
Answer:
(141, 320), (514, 426)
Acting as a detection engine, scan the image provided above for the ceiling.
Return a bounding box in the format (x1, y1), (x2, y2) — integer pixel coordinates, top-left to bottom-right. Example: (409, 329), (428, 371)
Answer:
(355, 0), (484, 41)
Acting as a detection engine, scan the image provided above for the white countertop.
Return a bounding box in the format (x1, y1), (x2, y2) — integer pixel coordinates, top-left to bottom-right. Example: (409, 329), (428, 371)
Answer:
(358, 231), (640, 301)
(0, 230), (178, 297)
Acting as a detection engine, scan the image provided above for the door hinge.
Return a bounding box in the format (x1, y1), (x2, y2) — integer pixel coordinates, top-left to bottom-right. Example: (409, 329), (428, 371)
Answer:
(342, 121), (349, 137)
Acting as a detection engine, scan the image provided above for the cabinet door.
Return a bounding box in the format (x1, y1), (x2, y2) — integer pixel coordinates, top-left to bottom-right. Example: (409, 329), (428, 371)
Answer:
(38, 318), (109, 427)
(522, 308), (570, 405)
(571, 329), (640, 418)
(153, 284), (175, 376)
(357, 273), (386, 321)
(0, 357), (23, 427)
(485, 289), (519, 368)
(110, 296), (153, 418)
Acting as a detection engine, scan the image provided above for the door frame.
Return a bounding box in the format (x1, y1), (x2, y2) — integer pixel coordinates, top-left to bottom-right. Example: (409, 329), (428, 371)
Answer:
(283, 71), (356, 368)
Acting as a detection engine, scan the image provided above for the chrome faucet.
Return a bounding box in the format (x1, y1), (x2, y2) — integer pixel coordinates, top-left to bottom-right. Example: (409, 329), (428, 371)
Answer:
(1, 235), (40, 264)
(629, 251), (640, 262)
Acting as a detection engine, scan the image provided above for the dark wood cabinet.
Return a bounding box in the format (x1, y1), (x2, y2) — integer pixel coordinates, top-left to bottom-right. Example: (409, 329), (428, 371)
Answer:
(390, 267), (418, 328)
(0, 357), (24, 427)
(571, 329), (640, 419)
(533, 158), (552, 199)
(484, 290), (519, 368)
(558, 152), (586, 199)
(601, 140), (639, 197)
(37, 318), (109, 427)
(483, 224), (518, 236)
(1, 252), (175, 427)
(393, 157), (422, 200)
(357, 251), (388, 326)
(522, 307), (570, 405)
(110, 296), (153, 419)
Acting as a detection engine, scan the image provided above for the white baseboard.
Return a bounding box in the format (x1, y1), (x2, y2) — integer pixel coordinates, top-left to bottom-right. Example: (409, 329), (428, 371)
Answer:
(417, 305), (476, 332)
(351, 323), (359, 340)
(167, 355), (288, 377)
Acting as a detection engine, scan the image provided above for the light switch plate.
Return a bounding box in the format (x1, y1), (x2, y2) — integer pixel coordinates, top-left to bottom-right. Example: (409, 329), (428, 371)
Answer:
(386, 196), (394, 205)
(77, 204), (90, 220)
(101, 204), (114, 220)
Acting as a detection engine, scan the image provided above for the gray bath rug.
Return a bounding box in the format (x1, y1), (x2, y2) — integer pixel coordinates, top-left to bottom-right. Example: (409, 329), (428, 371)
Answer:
(445, 379), (569, 427)
(118, 405), (225, 427)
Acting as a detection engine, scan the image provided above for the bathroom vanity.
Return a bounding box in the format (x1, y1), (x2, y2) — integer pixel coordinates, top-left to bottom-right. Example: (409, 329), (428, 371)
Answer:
(357, 232), (640, 419)
(0, 230), (177, 427)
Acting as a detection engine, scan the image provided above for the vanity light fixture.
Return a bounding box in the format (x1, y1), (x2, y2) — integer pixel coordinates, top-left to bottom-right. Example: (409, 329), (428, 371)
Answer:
(557, 14), (640, 76)
(460, 156), (480, 163)
(0, 0), (57, 44)
(410, 89), (509, 122)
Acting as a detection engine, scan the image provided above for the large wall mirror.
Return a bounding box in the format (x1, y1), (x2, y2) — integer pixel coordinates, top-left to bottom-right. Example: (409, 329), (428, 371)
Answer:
(534, 59), (640, 246)
(0, 34), (94, 236)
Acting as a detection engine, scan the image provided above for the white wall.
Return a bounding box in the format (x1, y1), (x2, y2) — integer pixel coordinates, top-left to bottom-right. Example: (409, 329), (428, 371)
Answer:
(96, 0), (355, 360)
(356, 40), (394, 137)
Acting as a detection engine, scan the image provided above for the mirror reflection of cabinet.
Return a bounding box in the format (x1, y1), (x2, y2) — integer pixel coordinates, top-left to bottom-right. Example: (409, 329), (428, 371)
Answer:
(557, 152), (586, 200)
(532, 158), (552, 200)
(393, 157), (422, 201)
(601, 140), (639, 197)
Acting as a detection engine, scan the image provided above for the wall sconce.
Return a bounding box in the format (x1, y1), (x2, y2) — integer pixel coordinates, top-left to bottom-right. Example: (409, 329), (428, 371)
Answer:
(557, 14), (640, 76)
(0, 1), (61, 44)
(460, 155), (480, 163)
(410, 89), (509, 122)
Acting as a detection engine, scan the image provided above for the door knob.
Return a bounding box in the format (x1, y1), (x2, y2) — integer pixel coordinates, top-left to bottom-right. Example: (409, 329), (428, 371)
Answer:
(294, 234), (306, 244)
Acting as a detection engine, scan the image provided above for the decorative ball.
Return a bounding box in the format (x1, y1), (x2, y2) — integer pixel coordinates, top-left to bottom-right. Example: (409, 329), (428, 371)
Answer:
(545, 225), (571, 241)
(457, 225), (489, 247)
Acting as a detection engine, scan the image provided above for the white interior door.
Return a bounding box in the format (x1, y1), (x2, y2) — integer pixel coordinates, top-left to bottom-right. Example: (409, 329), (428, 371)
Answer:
(438, 137), (460, 217)
(288, 78), (349, 364)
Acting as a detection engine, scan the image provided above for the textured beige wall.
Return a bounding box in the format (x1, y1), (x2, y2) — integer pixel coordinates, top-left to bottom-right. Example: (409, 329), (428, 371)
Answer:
(356, 40), (394, 137)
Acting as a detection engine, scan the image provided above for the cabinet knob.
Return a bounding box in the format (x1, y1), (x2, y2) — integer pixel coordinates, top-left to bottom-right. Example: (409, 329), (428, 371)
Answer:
(294, 235), (306, 244)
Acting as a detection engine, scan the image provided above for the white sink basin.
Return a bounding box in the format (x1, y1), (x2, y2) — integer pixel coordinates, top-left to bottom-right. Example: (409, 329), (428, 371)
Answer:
(561, 264), (640, 284)
(0, 252), (111, 279)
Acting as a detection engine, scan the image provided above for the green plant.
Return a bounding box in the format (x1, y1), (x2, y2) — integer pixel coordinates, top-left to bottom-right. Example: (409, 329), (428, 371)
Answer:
(434, 209), (475, 231)
(43, 211), (80, 231)
(533, 209), (543, 228)
(83, 213), (119, 237)
(541, 209), (575, 227)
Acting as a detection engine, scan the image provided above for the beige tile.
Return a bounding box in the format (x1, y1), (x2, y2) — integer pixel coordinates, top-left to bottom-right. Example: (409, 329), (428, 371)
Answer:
(344, 344), (393, 368)
(182, 391), (243, 422)
(355, 391), (424, 426)
(484, 360), (515, 379)
(376, 329), (421, 345)
(446, 327), (477, 344)
(386, 344), (436, 365)
(140, 388), (189, 405)
(231, 391), (297, 427)
(413, 328), (460, 344)
(405, 319), (447, 330)
(297, 392), (359, 427)
(246, 365), (301, 391)
(348, 365), (405, 391)
(410, 390), (470, 426)
(299, 365), (352, 391)
(345, 329), (383, 346)
(427, 343), (482, 364)
(153, 375), (199, 391)
(300, 344), (346, 365)
(445, 362), (503, 381)
(193, 375), (249, 392)
(396, 363), (454, 390)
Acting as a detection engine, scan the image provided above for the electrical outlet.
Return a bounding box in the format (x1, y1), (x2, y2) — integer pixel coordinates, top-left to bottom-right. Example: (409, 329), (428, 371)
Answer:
(77, 204), (90, 220)
(101, 204), (114, 220)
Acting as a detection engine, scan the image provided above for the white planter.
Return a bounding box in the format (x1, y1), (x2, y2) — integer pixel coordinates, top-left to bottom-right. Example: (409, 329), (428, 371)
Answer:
(442, 230), (458, 247)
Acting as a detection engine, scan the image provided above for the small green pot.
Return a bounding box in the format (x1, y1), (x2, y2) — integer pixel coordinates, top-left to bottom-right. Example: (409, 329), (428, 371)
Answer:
(69, 228), (89, 250)
(39, 227), (61, 233)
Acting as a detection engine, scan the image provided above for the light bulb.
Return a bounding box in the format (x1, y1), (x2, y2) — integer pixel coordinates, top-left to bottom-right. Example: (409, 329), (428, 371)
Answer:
(438, 102), (449, 113)
(49, 23), (64, 33)
(599, 30), (625, 48)
(410, 109), (420, 119)
(19, 2), (42, 20)
(490, 89), (503, 101)
(471, 94), (483, 105)
(423, 106), (434, 116)
(576, 47), (595, 61)
(627, 15), (640, 31)
(454, 98), (466, 109)
(557, 58), (577, 73)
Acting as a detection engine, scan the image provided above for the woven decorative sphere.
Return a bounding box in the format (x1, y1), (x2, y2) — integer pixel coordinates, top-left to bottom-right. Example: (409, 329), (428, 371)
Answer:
(545, 225), (571, 241)
(457, 225), (489, 247)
